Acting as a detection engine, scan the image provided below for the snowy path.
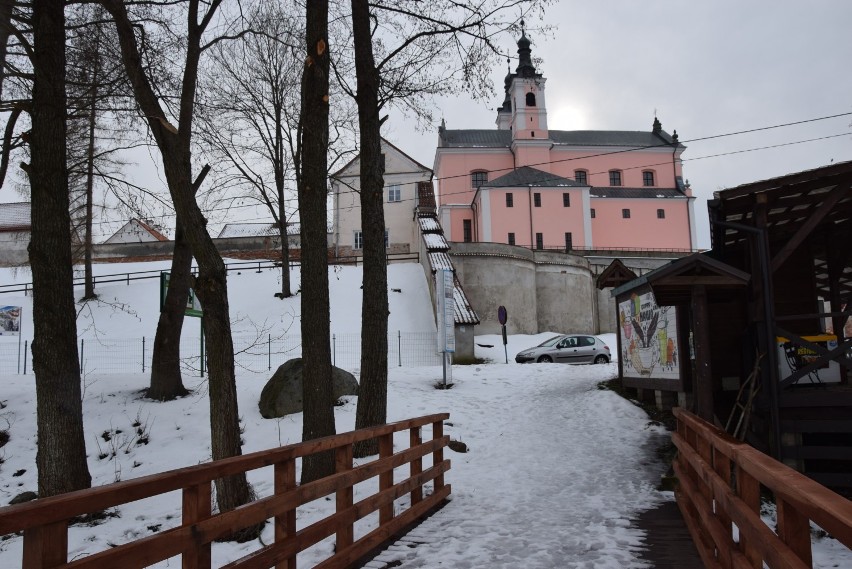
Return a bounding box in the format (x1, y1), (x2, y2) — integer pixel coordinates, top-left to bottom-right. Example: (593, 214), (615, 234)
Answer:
(366, 365), (671, 569)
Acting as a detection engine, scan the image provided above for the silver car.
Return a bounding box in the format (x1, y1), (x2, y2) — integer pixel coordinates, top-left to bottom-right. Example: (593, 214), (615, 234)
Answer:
(515, 334), (611, 364)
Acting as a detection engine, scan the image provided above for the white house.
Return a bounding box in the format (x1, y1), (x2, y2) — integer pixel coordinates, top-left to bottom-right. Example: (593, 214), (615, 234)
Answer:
(104, 218), (169, 244)
(330, 139), (433, 258)
(0, 202), (30, 265)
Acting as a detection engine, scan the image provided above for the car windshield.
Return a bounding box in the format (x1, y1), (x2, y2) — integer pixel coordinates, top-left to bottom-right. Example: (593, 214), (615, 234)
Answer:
(537, 336), (564, 348)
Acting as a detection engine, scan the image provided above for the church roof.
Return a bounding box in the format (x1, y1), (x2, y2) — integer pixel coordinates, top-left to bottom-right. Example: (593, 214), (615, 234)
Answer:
(485, 166), (583, 188)
(439, 128), (683, 149)
(590, 188), (687, 199)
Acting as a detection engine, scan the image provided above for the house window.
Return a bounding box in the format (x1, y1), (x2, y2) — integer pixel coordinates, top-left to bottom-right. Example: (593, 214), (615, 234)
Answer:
(354, 230), (363, 250)
(471, 170), (488, 189)
(463, 219), (472, 242)
(526, 92), (536, 107)
(564, 232), (573, 252)
(574, 170), (588, 185)
(388, 184), (401, 202)
(590, 208), (596, 219)
(506, 192), (514, 207)
(563, 193), (570, 207)
(508, 232), (516, 246)
(535, 232), (544, 250)
(657, 208), (666, 219)
(609, 170), (622, 186)
(533, 192), (541, 207)
(622, 209), (631, 219)
(643, 171), (655, 187)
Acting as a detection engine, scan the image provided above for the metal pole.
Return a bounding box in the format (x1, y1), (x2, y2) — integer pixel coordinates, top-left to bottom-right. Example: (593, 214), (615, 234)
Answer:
(17, 316), (22, 374)
(80, 339), (85, 375)
(142, 337), (146, 373)
(398, 330), (402, 367)
(23, 340), (28, 374)
(268, 334), (271, 371)
(333, 334), (336, 367)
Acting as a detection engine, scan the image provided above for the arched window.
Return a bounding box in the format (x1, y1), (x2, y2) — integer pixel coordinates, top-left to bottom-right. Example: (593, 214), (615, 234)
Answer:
(470, 170), (488, 189)
(642, 170), (656, 187)
(525, 92), (536, 107)
(574, 170), (588, 185)
(609, 170), (623, 186)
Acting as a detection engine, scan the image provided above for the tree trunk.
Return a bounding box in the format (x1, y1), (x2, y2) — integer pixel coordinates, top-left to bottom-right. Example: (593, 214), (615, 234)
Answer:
(299, 0), (336, 483)
(0, 0), (13, 100)
(351, 0), (389, 458)
(147, 222), (191, 401)
(82, 48), (99, 301)
(28, 0), (91, 497)
(101, 0), (258, 537)
(275, 107), (292, 299)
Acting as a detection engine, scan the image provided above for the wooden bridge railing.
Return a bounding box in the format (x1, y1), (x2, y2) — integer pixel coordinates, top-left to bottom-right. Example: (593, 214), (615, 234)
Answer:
(0, 413), (451, 569)
(673, 407), (852, 569)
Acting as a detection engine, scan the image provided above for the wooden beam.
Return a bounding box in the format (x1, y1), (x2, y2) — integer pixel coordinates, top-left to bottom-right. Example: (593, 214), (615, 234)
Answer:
(655, 275), (748, 287)
(692, 285), (714, 421)
(771, 182), (851, 272)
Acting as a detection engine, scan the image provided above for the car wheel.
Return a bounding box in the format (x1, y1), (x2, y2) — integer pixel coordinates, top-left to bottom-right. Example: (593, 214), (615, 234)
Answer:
(538, 355), (553, 363)
(594, 355), (608, 364)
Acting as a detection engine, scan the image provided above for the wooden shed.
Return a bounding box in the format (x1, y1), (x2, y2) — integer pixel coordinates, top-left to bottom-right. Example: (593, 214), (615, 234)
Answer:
(606, 161), (852, 489)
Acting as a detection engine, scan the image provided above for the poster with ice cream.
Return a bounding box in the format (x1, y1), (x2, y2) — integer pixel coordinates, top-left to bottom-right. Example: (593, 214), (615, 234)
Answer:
(619, 292), (680, 380)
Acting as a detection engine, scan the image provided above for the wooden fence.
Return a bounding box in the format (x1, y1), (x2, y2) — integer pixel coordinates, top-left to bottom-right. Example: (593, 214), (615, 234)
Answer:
(0, 413), (451, 568)
(673, 407), (852, 568)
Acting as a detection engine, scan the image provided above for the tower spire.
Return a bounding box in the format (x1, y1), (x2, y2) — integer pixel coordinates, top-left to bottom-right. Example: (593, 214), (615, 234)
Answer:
(515, 20), (536, 78)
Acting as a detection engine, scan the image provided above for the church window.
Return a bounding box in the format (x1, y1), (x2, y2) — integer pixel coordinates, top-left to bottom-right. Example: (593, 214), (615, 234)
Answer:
(508, 232), (516, 245)
(657, 209), (666, 219)
(643, 170), (655, 187)
(526, 92), (536, 107)
(463, 220), (472, 242)
(609, 170), (622, 186)
(563, 193), (570, 207)
(506, 193), (514, 207)
(534, 193), (541, 207)
(574, 170), (588, 185)
(471, 170), (488, 189)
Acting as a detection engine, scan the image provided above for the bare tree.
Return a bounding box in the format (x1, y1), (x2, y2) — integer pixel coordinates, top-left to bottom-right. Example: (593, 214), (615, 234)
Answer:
(26, 0), (91, 496)
(299, 0), (336, 483)
(99, 0), (260, 536)
(198, 1), (357, 299)
(345, 0), (551, 456)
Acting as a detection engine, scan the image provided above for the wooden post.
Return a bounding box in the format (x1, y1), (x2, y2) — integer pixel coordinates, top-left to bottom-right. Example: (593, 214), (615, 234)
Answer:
(379, 433), (394, 525)
(182, 482), (212, 569)
(712, 449), (733, 569)
(275, 460), (297, 569)
(735, 464), (762, 568)
(691, 284), (715, 421)
(335, 445), (354, 550)
(410, 426), (423, 506)
(22, 521), (67, 569)
(433, 419), (445, 492)
(777, 498), (813, 567)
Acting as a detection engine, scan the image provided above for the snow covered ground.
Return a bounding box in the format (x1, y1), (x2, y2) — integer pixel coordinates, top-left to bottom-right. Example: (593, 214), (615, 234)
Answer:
(0, 261), (849, 567)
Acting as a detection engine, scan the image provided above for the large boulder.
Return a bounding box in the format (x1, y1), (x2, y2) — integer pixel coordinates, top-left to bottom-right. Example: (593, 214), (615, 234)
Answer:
(259, 358), (359, 418)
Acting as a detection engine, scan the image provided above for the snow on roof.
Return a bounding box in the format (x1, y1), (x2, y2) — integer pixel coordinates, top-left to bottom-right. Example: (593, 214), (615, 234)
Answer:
(428, 252), (453, 272)
(218, 222), (299, 238)
(418, 217), (441, 233)
(423, 233), (449, 251)
(0, 203), (31, 231)
(453, 276), (480, 325)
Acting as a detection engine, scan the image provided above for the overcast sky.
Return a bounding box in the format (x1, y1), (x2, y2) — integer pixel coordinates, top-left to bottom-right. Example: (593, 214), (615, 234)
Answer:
(384, 0), (852, 248)
(4, 1), (849, 248)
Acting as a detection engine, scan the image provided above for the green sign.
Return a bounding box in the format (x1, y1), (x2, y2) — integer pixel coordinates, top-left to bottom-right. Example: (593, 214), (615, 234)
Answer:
(160, 272), (203, 318)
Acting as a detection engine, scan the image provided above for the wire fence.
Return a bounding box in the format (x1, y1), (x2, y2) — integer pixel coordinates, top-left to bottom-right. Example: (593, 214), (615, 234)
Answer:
(0, 331), (442, 377)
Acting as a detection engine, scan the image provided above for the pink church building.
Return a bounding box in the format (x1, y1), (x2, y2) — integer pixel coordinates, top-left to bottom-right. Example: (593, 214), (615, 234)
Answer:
(434, 30), (698, 253)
